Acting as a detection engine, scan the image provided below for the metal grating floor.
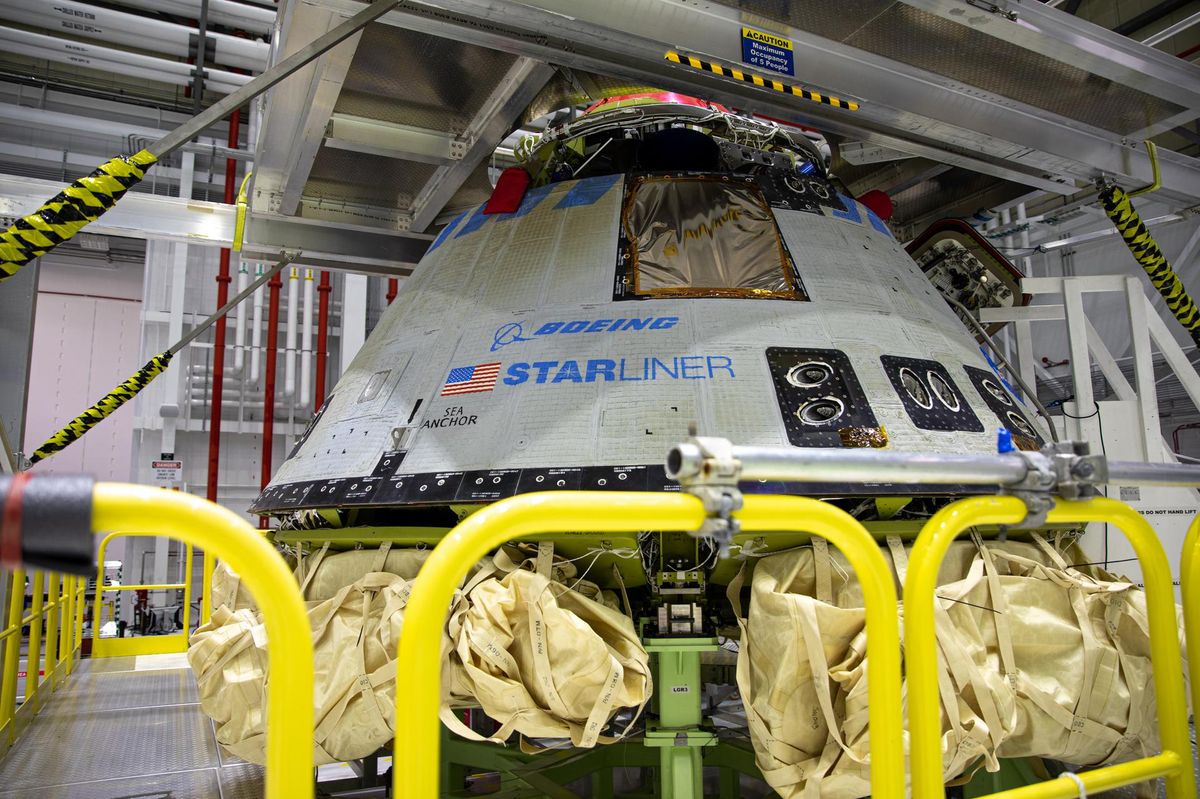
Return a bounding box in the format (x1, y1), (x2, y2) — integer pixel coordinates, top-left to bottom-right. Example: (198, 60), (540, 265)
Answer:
(0, 655), (264, 799)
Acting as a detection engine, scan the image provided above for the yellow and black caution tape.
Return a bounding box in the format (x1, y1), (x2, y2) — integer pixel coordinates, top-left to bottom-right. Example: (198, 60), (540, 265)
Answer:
(665, 51), (860, 111)
(28, 352), (172, 464)
(1099, 184), (1200, 348)
(0, 149), (157, 284)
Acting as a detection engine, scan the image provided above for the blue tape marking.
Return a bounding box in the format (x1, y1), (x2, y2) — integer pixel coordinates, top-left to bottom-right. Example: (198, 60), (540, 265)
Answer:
(830, 193), (862, 223)
(979, 346), (1027, 405)
(554, 174), (621, 209)
(508, 184), (555, 219)
(427, 209), (469, 252)
(864, 206), (893, 237)
(454, 204), (491, 239)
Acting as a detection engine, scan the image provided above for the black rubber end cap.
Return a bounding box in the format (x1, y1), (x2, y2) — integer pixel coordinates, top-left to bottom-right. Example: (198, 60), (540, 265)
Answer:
(0, 474), (95, 575)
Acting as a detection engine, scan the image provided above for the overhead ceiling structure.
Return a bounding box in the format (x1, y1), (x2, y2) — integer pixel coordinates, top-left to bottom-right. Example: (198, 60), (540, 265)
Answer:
(243, 0), (1200, 255)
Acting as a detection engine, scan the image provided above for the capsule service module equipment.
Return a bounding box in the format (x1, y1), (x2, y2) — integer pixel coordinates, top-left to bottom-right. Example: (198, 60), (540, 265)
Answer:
(252, 93), (1039, 518)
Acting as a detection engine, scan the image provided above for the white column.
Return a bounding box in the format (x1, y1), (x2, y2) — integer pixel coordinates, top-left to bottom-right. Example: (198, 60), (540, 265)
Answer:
(340, 273), (368, 370)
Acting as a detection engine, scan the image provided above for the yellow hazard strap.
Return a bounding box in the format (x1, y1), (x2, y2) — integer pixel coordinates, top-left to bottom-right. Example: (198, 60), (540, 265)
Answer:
(28, 352), (173, 465)
(1100, 184), (1200, 348)
(0, 149), (157, 284)
(665, 51), (859, 111)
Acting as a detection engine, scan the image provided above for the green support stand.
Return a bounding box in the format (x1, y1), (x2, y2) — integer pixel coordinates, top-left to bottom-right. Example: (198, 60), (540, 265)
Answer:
(643, 637), (720, 799)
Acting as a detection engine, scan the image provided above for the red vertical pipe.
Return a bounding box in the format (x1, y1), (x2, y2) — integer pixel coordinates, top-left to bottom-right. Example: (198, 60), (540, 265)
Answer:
(314, 271), (332, 410)
(259, 272), (282, 529)
(205, 108), (240, 503)
(386, 278), (398, 304)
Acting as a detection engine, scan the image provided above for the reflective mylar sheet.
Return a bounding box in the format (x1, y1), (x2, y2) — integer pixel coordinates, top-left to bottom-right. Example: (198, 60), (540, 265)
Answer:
(625, 177), (801, 299)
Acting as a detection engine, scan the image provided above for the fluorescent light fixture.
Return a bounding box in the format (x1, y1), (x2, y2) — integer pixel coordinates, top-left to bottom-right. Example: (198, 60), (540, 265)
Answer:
(1038, 214), (1182, 251)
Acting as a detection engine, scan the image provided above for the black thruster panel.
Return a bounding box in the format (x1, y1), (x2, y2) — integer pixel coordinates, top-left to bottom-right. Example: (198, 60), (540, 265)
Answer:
(963, 365), (1045, 446)
(456, 469), (521, 501)
(881, 356), (983, 433)
(581, 465), (650, 491)
(516, 467), (583, 493)
(767, 347), (878, 447)
(370, 450), (407, 477)
(755, 171), (847, 214)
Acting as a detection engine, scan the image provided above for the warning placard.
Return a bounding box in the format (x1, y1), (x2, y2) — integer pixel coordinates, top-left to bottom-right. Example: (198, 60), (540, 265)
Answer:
(153, 459), (182, 485)
(741, 26), (794, 76)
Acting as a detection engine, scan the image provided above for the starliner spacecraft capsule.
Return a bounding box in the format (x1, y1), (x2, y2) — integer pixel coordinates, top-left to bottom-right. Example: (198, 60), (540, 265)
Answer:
(251, 93), (1041, 523)
(196, 93), (1073, 790)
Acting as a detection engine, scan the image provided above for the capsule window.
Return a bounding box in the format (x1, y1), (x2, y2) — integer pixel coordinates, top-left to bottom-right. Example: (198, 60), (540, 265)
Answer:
(927, 371), (961, 412)
(797, 396), (845, 425)
(619, 175), (807, 300)
(899, 367), (933, 409)
(786, 361), (833, 388)
(982, 378), (1013, 406)
(1006, 411), (1035, 438)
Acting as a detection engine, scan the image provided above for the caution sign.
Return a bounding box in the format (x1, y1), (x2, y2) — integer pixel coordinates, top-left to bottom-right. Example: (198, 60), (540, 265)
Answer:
(741, 26), (794, 76)
(153, 459), (182, 485)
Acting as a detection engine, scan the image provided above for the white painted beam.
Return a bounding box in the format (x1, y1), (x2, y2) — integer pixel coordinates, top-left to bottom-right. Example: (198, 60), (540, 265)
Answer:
(409, 57), (555, 231)
(252, 0), (363, 216)
(326, 114), (466, 165)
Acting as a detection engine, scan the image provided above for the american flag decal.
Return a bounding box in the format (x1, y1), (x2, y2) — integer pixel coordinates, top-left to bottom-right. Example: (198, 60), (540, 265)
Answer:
(441, 362), (501, 396)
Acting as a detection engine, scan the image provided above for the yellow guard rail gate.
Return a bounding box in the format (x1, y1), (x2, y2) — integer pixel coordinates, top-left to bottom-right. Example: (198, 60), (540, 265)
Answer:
(904, 495), (1195, 799)
(391, 490), (906, 799)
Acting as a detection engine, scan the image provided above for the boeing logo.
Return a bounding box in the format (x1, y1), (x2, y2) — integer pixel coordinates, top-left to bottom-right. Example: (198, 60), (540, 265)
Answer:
(490, 316), (679, 351)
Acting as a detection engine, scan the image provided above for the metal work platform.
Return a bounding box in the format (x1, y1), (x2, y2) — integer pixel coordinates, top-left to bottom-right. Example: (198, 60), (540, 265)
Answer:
(0, 654), (263, 799)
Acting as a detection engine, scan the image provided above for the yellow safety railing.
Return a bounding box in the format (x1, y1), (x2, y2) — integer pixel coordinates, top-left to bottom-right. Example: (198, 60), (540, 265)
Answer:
(90, 531), (196, 658)
(904, 496), (1195, 799)
(0, 567), (84, 751)
(1183, 515), (1199, 734)
(91, 483), (313, 799)
(392, 491), (904, 799)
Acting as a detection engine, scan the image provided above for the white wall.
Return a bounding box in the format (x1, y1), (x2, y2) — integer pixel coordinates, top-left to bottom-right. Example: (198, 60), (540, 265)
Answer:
(24, 254), (144, 479)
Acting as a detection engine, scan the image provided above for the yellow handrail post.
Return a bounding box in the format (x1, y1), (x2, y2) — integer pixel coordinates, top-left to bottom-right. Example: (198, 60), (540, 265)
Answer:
(200, 550), (214, 624)
(393, 491), (906, 799)
(91, 537), (108, 643)
(43, 573), (59, 692)
(73, 576), (84, 656)
(25, 572), (44, 706)
(903, 496), (1195, 799)
(91, 483), (314, 799)
(56, 576), (69, 675)
(62, 576), (75, 675)
(181, 543), (193, 637)
(0, 569), (25, 743)
(1180, 515), (1199, 747)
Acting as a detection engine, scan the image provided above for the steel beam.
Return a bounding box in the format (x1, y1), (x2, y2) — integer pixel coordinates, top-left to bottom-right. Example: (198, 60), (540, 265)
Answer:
(0, 174), (429, 269)
(252, 0), (367, 216)
(333, 0), (1200, 203)
(409, 57), (555, 232)
(894, 0), (1200, 130)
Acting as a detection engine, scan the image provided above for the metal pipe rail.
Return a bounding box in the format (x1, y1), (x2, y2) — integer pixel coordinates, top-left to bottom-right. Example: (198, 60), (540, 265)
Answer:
(903, 496), (1195, 799)
(88, 484), (313, 799)
(90, 530), (199, 658)
(393, 491), (905, 799)
(667, 441), (1200, 488)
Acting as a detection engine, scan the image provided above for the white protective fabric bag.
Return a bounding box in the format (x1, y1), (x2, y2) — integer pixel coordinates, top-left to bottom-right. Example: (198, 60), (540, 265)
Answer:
(443, 543), (651, 751)
(733, 533), (1181, 799)
(189, 543), (444, 765)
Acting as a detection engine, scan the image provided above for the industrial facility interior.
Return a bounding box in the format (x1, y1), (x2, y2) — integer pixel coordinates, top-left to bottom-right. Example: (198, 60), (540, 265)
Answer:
(3, 0), (1200, 797)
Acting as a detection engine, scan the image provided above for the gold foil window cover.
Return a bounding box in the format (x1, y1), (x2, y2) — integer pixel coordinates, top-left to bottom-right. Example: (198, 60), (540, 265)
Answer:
(623, 176), (805, 300)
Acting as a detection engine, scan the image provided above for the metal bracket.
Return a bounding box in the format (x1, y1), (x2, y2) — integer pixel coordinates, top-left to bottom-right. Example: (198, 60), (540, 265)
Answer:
(1000, 440), (1105, 527)
(671, 426), (743, 556)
